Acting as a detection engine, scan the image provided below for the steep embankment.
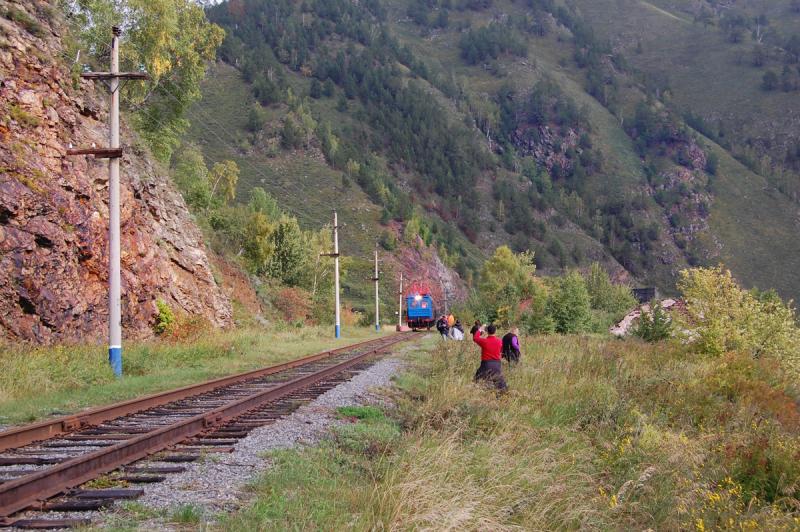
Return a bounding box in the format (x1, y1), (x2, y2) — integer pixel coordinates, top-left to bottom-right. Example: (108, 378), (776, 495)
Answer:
(0, 1), (231, 343)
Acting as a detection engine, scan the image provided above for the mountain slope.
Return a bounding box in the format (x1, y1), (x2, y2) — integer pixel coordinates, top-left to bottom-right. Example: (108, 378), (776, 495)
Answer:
(195, 0), (800, 301)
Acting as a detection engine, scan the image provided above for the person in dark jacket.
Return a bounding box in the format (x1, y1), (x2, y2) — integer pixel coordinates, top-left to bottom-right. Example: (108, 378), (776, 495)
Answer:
(436, 315), (449, 340)
(470, 320), (482, 336)
(501, 327), (521, 365)
(472, 324), (507, 391)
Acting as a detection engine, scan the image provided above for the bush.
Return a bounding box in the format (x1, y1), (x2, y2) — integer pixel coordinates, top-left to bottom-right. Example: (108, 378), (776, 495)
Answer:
(154, 299), (175, 335)
(678, 267), (800, 369)
(548, 271), (591, 334)
(379, 230), (398, 251)
(523, 282), (555, 334)
(633, 301), (672, 342)
(585, 262), (636, 319)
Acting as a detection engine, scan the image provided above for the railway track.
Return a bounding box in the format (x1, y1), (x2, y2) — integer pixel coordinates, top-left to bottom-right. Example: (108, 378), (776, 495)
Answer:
(0, 332), (421, 529)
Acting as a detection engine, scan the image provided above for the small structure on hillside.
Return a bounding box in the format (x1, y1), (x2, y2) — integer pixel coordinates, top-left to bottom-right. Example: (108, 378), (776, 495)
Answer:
(610, 298), (683, 337)
(632, 287), (658, 304)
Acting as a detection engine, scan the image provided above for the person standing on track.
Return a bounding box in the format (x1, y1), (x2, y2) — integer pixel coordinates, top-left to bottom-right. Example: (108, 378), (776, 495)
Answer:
(472, 324), (507, 391)
(502, 327), (521, 366)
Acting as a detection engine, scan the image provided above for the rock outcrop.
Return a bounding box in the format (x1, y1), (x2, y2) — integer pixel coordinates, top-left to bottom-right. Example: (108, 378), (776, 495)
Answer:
(0, 1), (231, 343)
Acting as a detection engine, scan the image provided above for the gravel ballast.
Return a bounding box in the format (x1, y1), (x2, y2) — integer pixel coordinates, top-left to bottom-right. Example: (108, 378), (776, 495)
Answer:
(109, 340), (421, 524)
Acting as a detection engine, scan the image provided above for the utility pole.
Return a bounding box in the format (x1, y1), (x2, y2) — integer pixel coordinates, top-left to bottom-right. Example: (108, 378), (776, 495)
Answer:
(397, 272), (404, 330)
(372, 247), (380, 332)
(67, 26), (148, 377)
(321, 211), (341, 338)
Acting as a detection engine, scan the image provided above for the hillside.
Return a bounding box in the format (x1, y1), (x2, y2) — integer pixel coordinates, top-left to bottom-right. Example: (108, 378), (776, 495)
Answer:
(191, 0), (800, 302)
(0, 1), (231, 342)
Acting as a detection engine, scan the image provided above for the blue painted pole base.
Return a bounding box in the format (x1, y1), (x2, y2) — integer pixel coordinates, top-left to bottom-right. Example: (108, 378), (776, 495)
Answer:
(375, 324), (380, 332)
(109, 346), (122, 377)
(335, 324), (341, 338)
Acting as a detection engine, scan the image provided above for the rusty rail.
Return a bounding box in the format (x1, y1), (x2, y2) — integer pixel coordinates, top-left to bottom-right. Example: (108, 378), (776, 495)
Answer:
(0, 332), (420, 518)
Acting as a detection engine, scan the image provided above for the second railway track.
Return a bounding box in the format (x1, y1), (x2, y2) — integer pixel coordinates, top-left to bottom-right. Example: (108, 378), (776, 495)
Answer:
(0, 332), (422, 528)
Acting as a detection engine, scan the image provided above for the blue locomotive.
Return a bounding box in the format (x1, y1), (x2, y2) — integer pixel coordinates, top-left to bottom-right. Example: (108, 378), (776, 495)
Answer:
(405, 282), (436, 330)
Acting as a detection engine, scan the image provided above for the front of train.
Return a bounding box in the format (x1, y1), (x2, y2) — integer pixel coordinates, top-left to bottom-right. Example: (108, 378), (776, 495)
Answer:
(405, 281), (436, 331)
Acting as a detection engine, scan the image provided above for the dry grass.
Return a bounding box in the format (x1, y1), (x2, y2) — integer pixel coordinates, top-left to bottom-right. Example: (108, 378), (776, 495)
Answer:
(221, 334), (800, 530)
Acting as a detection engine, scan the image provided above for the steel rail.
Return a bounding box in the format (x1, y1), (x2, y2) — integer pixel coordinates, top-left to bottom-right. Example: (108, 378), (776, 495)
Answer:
(0, 334), (410, 453)
(0, 332), (420, 518)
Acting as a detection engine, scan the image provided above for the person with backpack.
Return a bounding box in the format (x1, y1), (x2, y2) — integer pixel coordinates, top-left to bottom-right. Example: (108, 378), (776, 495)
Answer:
(502, 327), (521, 366)
(436, 315), (449, 340)
(472, 324), (507, 391)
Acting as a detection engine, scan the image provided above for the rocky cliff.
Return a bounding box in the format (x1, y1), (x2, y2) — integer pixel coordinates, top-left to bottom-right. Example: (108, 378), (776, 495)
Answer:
(0, 1), (231, 343)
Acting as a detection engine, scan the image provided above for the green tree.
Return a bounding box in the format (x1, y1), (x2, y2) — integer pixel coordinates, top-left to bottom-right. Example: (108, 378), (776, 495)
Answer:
(548, 271), (591, 334)
(210, 160), (239, 205)
(677, 267), (800, 365)
(267, 216), (308, 286)
(585, 262), (636, 318)
(281, 115), (303, 149)
(248, 187), (280, 220)
(69, 0), (224, 161)
(477, 246), (536, 325)
(523, 282), (555, 334)
(633, 301), (672, 342)
(171, 144), (211, 209)
(762, 70), (780, 91)
(243, 212), (274, 274)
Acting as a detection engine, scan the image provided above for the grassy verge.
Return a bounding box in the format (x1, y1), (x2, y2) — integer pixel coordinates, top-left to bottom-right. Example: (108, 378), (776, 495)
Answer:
(221, 335), (800, 530)
(0, 326), (391, 425)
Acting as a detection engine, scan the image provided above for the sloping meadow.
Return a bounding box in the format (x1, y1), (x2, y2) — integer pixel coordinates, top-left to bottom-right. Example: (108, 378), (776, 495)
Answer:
(224, 335), (800, 530)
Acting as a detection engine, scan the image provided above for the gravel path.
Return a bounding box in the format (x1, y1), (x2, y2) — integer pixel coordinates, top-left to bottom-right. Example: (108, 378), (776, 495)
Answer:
(94, 339), (422, 529)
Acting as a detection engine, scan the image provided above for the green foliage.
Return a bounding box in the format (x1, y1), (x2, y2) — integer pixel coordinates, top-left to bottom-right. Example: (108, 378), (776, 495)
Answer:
(379, 230), (398, 251)
(209, 160), (239, 205)
(8, 104), (41, 128)
(678, 266), (800, 368)
(248, 187), (280, 219)
(585, 262), (636, 319)
(247, 105), (268, 133)
(633, 301), (672, 342)
(1, 6), (46, 38)
(476, 246), (536, 326)
(522, 282), (555, 334)
(154, 299), (175, 335)
(336, 405), (384, 421)
(68, 0), (224, 161)
(762, 70), (779, 91)
(266, 216), (308, 286)
(171, 145), (240, 210)
(547, 271), (591, 334)
(459, 21), (527, 65)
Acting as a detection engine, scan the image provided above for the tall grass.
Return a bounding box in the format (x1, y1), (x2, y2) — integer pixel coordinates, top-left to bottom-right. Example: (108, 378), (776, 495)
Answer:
(222, 334), (800, 530)
(0, 326), (389, 424)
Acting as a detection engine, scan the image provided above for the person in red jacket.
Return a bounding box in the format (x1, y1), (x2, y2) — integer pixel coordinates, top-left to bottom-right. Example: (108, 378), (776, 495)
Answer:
(472, 324), (507, 391)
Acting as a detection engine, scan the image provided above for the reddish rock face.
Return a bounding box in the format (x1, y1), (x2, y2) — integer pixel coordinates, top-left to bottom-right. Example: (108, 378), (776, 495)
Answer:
(0, 4), (231, 343)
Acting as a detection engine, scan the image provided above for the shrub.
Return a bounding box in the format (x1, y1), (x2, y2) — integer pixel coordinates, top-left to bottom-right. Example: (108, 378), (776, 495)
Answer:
(523, 282), (555, 334)
(379, 230), (398, 251)
(548, 271), (591, 334)
(154, 299), (175, 335)
(271, 286), (313, 324)
(585, 262), (636, 319)
(678, 267), (800, 369)
(633, 301), (672, 342)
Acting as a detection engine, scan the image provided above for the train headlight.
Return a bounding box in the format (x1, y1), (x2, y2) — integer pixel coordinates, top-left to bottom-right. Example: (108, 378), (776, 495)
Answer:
(414, 295), (422, 301)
